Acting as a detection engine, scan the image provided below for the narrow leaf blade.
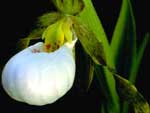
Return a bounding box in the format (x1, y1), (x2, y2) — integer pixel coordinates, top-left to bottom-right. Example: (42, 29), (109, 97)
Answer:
(129, 33), (150, 83)
(111, 0), (137, 76)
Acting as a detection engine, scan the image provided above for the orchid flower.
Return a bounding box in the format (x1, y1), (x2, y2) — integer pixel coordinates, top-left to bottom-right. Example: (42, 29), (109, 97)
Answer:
(1, 0), (150, 113)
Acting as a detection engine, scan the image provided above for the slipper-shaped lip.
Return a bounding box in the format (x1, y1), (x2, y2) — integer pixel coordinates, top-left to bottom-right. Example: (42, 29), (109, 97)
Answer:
(2, 40), (77, 106)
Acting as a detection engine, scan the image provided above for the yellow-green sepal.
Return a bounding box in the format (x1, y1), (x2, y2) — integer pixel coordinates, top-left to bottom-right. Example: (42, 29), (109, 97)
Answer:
(42, 20), (65, 52)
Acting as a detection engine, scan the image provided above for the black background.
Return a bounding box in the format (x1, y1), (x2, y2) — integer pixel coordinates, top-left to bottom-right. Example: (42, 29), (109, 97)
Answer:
(0, 0), (149, 113)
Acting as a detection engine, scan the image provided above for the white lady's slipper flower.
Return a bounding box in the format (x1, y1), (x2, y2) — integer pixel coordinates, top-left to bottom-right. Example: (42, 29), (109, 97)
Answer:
(2, 39), (77, 106)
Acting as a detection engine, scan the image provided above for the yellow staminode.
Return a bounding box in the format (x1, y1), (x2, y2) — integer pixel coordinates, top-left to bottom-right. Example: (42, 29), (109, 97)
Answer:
(42, 17), (73, 52)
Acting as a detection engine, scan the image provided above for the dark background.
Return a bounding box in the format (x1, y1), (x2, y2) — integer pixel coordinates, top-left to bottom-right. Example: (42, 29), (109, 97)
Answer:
(0, 0), (149, 113)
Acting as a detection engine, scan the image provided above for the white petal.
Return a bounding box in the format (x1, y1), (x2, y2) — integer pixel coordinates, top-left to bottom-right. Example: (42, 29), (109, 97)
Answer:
(2, 41), (76, 106)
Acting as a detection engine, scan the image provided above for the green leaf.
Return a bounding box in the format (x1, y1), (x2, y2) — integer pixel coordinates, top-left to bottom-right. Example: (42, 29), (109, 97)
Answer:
(122, 32), (149, 112)
(73, 17), (106, 65)
(114, 74), (150, 113)
(110, 0), (146, 112)
(111, 0), (137, 75)
(129, 33), (150, 83)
